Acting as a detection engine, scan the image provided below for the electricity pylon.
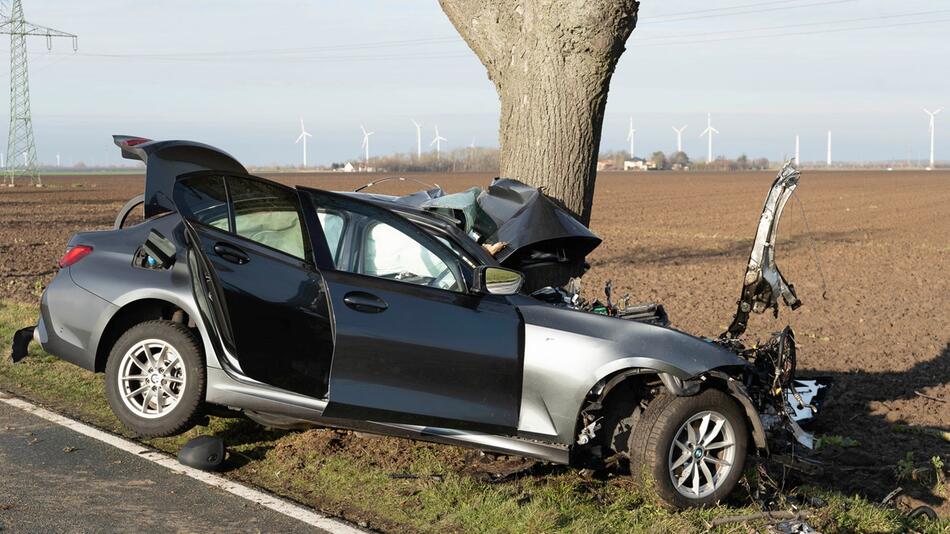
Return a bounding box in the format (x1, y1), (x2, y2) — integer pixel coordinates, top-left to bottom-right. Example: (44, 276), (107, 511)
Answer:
(0, 0), (77, 186)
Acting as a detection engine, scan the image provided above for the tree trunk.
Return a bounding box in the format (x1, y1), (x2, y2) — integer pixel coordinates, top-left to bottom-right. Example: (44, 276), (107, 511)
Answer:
(440, 0), (639, 225)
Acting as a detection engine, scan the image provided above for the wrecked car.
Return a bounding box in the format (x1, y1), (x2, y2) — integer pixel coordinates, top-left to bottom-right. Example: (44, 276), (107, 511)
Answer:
(11, 136), (828, 508)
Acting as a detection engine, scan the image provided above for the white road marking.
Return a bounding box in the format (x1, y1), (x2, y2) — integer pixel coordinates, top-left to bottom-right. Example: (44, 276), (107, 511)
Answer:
(0, 392), (365, 534)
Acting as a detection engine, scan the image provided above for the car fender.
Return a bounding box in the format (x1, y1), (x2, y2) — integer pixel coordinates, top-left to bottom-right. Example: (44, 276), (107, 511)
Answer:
(100, 286), (221, 370)
(514, 298), (751, 444)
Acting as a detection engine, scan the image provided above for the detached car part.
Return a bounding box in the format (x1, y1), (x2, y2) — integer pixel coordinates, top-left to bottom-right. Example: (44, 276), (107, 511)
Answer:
(12, 137), (830, 509)
(724, 161), (802, 339)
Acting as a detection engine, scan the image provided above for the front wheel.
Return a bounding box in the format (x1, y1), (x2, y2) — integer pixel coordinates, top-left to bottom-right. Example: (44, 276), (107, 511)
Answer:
(104, 320), (206, 438)
(628, 388), (748, 509)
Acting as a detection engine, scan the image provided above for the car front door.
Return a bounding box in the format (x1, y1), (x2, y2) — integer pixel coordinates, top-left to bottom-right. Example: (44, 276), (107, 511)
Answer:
(174, 173), (335, 399)
(300, 189), (524, 434)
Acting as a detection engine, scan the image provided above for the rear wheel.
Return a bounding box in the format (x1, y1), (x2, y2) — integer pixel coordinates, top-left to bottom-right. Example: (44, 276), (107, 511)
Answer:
(628, 388), (748, 508)
(104, 320), (205, 438)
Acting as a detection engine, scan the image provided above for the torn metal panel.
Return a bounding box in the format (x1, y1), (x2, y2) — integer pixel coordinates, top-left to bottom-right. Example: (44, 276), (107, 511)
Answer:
(785, 379), (831, 423)
(394, 178), (603, 290)
(724, 162), (802, 338)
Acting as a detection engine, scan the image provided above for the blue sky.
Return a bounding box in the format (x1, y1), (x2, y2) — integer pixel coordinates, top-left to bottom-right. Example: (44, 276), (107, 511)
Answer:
(8, 0), (950, 166)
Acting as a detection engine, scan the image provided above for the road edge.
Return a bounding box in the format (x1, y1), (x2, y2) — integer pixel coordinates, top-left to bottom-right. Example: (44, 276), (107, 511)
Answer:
(0, 390), (367, 534)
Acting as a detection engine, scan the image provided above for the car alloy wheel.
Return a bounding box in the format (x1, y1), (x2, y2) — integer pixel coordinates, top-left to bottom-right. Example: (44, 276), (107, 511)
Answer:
(117, 338), (187, 419)
(667, 410), (737, 499)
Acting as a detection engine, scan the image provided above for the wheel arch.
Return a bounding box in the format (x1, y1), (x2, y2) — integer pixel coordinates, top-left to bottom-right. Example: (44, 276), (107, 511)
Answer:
(574, 365), (768, 463)
(94, 297), (196, 372)
(702, 370), (769, 451)
(571, 367), (663, 465)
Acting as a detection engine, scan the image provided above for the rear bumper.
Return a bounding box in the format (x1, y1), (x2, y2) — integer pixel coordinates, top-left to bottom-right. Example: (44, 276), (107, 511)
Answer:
(33, 270), (117, 371)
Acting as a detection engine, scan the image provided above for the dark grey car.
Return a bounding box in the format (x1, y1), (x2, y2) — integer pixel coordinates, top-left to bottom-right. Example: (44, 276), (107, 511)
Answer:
(12, 136), (828, 508)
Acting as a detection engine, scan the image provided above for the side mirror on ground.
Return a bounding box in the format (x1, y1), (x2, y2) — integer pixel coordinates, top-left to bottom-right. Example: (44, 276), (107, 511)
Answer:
(474, 266), (524, 296)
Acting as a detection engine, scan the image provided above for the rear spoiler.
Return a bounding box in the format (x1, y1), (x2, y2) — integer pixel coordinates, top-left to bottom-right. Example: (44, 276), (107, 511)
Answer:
(113, 135), (153, 162)
(111, 135), (249, 217)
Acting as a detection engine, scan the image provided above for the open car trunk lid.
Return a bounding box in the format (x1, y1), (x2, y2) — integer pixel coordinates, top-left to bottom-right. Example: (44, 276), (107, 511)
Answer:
(113, 135), (248, 218)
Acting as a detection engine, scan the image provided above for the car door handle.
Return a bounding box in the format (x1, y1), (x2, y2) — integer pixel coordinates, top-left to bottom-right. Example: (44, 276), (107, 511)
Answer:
(213, 242), (250, 265)
(343, 292), (388, 313)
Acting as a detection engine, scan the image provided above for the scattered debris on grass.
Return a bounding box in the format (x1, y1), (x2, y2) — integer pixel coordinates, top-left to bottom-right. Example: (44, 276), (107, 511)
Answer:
(880, 486), (903, 506)
(707, 510), (810, 529)
(387, 473), (444, 482)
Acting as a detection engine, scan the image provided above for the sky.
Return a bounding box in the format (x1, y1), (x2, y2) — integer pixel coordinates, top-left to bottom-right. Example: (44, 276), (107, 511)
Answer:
(6, 0), (949, 166)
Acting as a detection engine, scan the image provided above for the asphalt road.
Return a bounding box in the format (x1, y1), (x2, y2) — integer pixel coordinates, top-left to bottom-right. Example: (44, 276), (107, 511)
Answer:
(0, 400), (335, 534)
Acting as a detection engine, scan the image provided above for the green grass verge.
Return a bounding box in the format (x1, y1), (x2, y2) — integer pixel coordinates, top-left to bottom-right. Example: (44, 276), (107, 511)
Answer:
(0, 299), (944, 533)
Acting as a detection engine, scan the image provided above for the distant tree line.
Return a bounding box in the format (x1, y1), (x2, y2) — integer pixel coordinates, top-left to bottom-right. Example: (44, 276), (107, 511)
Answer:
(330, 147), (500, 173)
(597, 150), (771, 171)
(690, 154), (771, 171)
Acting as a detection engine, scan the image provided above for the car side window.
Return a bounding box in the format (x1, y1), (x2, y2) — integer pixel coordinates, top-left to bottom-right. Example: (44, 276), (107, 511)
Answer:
(227, 177), (307, 260)
(362, 221), (460, 291)
(317, 209), (345, 267)
(174, 175), (230, 230)
(307, 191), (465, 293)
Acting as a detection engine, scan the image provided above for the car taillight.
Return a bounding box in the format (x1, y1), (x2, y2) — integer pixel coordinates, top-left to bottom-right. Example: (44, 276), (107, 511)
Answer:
(58, 245), (93, 268)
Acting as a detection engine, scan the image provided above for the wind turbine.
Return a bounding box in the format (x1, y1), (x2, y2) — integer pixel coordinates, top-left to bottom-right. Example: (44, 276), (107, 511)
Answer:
(56, 153), (61, 167)
(924, 108), (942, 169)
(699, 113), (719, 163)
(411, 119), (422, 160)
(626, 116), (636, 158)
(672, 125), (687, 153)
(826, 131), (832, 166)
(430, 125), (447, 160)
(360, 125), (374, 167)
(295, 119), (312, 167)
(795, 134), (800, 166)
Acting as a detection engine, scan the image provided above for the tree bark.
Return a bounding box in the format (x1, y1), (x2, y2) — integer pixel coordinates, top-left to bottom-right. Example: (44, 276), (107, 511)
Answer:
(440, 0), (639, 225)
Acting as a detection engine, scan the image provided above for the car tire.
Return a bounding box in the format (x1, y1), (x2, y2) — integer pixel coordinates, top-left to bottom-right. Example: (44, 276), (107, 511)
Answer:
(104, 320), (205, 438)
(628, 388), (748, 509)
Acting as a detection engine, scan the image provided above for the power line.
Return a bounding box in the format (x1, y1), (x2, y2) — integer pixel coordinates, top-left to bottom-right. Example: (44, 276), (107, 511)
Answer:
(41, 13), (948, 64)
(633, 15), (950, 48)
(644, 0), (862, 24)
(650, 0), (802, 19)
(17, 3), (947, 67)
(51, 51), (472, 64)
(632, 8), (950, 42)
(12, 1), (869, 63)
(74, 36), (463, 60)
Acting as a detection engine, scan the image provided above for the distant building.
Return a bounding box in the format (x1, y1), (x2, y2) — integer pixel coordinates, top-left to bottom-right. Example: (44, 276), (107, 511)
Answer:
(623, 159), (648, 171)
(341, 162), (356, 173)
(596, 159), (618, 171)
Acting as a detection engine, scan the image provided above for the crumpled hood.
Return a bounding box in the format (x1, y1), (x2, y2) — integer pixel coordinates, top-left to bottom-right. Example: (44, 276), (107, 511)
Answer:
(395, 178), (602, 268)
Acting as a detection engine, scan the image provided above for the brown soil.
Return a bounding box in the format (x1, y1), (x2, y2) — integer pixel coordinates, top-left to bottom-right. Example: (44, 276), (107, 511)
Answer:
(1, 170), (948, 510)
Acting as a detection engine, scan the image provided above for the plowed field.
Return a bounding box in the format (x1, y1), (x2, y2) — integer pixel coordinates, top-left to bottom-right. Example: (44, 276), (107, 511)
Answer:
(2, 169), (948, 509)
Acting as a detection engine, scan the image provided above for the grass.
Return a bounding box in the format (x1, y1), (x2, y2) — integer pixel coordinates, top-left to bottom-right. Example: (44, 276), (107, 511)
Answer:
(0, 298), (946, 533)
